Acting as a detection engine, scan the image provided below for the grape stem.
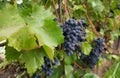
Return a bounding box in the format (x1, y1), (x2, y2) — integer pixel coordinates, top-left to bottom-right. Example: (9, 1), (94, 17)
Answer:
(83, 2), (119, 54)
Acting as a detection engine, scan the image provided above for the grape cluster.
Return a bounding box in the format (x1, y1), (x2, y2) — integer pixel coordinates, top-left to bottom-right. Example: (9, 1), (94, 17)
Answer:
(61, 18), (87, 55)
(79, 38), (104, 68)
(41, 56), (58, 76)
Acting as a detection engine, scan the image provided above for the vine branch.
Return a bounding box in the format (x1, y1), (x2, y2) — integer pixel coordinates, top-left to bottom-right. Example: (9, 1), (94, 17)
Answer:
(64, 0), (71, 18)
(83, 4), (102, 37)
(58, 0), (62, 22)
(63, 0), (67, 19)
(52, 0), (60, 21)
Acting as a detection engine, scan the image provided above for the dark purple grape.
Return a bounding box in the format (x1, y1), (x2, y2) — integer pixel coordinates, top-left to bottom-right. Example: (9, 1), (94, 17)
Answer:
(52, 58), (58, 66)
(41, 56), (59, 76)
(53, 18), (58, 21)
(34, 75), (39, 78)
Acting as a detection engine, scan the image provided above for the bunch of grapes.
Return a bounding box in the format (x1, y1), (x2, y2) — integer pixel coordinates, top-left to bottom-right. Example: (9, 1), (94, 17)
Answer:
(41, 56), (58, 76)
(79, 38), (104, 68)
(61, 18), (87, 55)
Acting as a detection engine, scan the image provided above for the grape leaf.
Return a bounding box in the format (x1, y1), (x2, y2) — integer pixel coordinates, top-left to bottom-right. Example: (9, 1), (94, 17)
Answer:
(84, 73), (99, 78)
(0, 4), (25, 40)
(5, 46), (21, 62)
(20, 4), (64, 48)
(43, 45), (54, 60)
(86, 29), (96, 42)
(88, 0), (104, 13)
(8, 26), (38, 51)
(65, 65), (74, 76)
(19, 47), (45, 75)
(74, 70), (84, 78)
(19, 4), (64, 58)
(49, 66), (63, 78)
(81, 42), (92, 55)
(65, 53), (77, 65)
(66, 74), (74, 78)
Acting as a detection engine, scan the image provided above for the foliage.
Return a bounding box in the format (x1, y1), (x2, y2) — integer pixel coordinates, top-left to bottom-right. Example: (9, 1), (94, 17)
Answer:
(104, 61), (120, 78)
(0, 0), (120, 78)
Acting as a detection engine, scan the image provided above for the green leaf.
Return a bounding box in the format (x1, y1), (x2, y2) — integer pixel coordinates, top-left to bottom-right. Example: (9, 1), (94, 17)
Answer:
(108, 18), (114, 30)
(65, 65), (74, 76)
(5, 46), (21, 62)
(74, 70), (84, 78)
(49, 65), (63, 78)
(65, 55), (72, 65)
(81, 42), (92, 55)
(111, 55), (120, 60)
(19, 47), (45, 75)
(0, 1), (6, 10)
(86, 29), (96, 42)
(0, 4), (25, 39)
(43, 45), (54, 60)
(66, 74), (74, 78)
(102, 0), (110, 12)
(104, 61), (120, 78)
(65, 53), (77, 65)
(111, 0), (119, 9)
(19, 4), (64, 58)
(22, 4), (64, 48)
(111, 29), (119, 40)
(8, 26), (38, 51)
(41, 0), (52, 9)
(88, 0), (104, 13)
(19, 4), (64, 59)
(84, 73), (99, 78)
